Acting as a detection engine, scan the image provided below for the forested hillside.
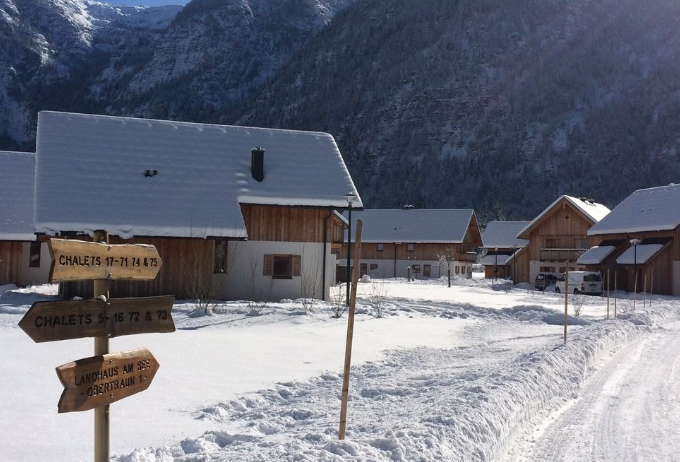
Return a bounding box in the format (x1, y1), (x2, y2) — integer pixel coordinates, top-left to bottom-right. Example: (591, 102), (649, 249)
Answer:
(2, 0), (680, 219)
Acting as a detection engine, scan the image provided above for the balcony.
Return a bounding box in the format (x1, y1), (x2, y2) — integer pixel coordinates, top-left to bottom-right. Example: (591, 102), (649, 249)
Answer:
(539, 248), (586, 262)
(456, 252), (478, 262)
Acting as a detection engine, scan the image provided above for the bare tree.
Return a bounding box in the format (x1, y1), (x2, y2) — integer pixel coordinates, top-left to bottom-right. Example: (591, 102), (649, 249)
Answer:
(437, 247), (455, 287)
(299, 244), (321, 313)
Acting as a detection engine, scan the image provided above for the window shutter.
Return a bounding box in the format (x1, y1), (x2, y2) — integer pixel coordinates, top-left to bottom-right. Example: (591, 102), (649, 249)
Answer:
(293, 255), (301, 276)
(264, 254), (273, 276)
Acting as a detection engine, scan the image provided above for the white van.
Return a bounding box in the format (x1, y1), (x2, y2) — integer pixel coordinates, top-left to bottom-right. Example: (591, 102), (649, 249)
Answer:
(555, 271), (603, 295)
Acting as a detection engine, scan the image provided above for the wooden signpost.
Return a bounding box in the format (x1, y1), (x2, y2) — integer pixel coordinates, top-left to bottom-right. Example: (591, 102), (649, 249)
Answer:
(56, 348), (160, 413)
(49, 239), (162, 282)
(19, 235), (174, 462)
(19, 296), (175, 343)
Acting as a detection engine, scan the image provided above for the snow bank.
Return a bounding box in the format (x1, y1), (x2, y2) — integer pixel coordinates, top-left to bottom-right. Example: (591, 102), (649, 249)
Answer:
(113, 304), (676, 462)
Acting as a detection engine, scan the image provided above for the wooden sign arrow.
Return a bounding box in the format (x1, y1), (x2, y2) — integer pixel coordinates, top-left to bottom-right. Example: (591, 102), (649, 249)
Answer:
(19, 296), (175, 343)
(56, 348), (160, 413)
(48, 239), (162, 282)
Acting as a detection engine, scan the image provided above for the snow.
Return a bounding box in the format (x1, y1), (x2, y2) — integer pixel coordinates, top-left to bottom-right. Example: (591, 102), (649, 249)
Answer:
(2, 278), (679, 462)
(344, 209), (477, 243)
(481, 254), (511, 266)
(0, 151), (36, 241)
(576, 245), (617, 265)
(518, 196), (610, 239)
(588, 183), (680, 235)
(35, 111), (361, 239)
(615, 243), (665, 265)
(481, 221), (529, 249)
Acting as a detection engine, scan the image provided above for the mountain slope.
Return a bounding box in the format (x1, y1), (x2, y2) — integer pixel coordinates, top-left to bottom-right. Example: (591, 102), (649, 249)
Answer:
(238, 0), (680, 219)
(0, 0), (181, 147)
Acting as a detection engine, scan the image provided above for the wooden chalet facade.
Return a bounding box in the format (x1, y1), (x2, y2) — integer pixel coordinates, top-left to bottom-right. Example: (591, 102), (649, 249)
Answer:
(35, 111), (360, 301)
(480, 221), (529, 280)
(0, 151), (50, 287)
(580, 184), (680, 295)
(339, 209), (482, 280)
(513, 196), (610, 284)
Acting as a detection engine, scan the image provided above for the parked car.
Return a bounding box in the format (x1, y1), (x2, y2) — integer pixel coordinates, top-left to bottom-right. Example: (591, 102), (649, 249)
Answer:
(534, 272), (558, 291)
(555, 271), (603, 295)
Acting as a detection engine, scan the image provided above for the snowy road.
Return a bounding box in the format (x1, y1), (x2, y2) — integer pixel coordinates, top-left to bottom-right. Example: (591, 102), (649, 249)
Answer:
(509, 322), (680, 462)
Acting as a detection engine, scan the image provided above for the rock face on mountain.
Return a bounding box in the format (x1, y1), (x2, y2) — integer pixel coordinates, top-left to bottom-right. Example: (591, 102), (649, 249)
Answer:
(0, 0), (180, 147)
(239, 0), (680, 219)
(0, 0), (353, 147)
(3, 0), (680, 219)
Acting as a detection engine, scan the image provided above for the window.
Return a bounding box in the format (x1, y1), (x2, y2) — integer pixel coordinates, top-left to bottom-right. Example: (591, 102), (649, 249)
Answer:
(540, 266), (554, 272)
(377, 243), (384, 251)
(407, 243), (415, 252)
(370, 263), (378, 270)
(546, 238), (558, 248)
(455, 266), (460, 274)
(412, 264), (421, 273)
(29, 242), (41, 268)
(213, 239), (228, 273)
(264, 254), (301, 279)
(574, 238), (588, 249)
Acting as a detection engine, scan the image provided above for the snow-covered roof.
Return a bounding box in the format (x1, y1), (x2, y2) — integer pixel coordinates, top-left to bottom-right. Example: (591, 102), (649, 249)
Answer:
(616, 244), (665, 265)
(481, 254), (511, 266)
(344, 209), (478, 243)
(518, 195), (610, 239)
(482, 221), (529, 249)
(588, 184), (680, 235)
(576, 246), (617, 265)
(0, 151), (36, 241)
(35, 111), (361, 238)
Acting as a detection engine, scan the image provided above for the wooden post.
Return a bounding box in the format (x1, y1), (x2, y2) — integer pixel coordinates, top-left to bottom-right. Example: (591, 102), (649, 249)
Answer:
(564, 264), (569, 344)
(339, 220), (363, 440)
(606, 269), (610, 320)
(614, 270), (617, 318)
(643, 274), (647, 309)
(93, 230), (110, 462)
(650, 274), (654, 307)
(633, 270), (638, 312)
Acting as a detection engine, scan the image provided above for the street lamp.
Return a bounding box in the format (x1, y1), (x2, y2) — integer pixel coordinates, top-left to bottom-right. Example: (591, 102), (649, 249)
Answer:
(344, 192), (358, 306)
(494, 247), (499, 284)
(630, 238), (640, 310)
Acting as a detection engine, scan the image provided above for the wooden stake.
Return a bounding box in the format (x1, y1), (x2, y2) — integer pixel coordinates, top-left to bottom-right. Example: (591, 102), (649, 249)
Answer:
(650, 274), (654, 307)
(339, 220), (363, 440)
(643, 274), (647, 309)
(93, 231), (110, 462)
(564, 264), (569, 344)
(606, 269), (610, 320)
(633, 270), (638, 312)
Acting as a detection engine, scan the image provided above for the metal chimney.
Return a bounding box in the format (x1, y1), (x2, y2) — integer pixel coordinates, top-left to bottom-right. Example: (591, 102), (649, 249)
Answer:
(251, 147), (265, 182)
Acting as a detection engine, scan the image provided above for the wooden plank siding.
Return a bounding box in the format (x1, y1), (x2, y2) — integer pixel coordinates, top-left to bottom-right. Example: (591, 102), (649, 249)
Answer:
(515, 199), (601, 283)
(0, 241), (23, 285)
(585, 228), (679, 294)
(348, 242), (476, 262)
(60, 237), (213, 299)
(57, 205), (345, 299)
(241, 205), (340, 243)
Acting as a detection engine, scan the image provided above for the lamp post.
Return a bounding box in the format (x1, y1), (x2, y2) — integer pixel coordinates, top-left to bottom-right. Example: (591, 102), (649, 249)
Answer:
(630, 238), (640, 310)
(494, 247), (499, 284)
(344, 192), (358, 306)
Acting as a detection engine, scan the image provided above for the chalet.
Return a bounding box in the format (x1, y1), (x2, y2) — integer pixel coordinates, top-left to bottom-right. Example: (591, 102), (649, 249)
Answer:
(339, 209), (482, 279)
(0, 151), (50, 287)
(34, 111), (361, 301)
(581, 184), (680, 295)
(480, 221), (529, 280)
(513, 196), (610, 284)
